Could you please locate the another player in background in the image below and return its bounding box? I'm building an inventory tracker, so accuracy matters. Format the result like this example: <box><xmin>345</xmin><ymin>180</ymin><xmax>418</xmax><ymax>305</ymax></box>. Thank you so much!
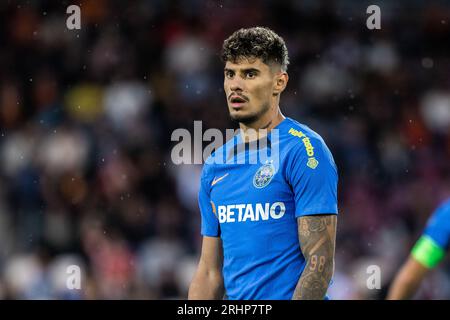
<box><xmin>188</xmin><ymin>27</ymin><xmax>338</xmax><ymax>300</ymax></box>
<box><xmin>387</xmin><ymin>198</ymin><xmax>450</xmax><ymax>299</ymax></box>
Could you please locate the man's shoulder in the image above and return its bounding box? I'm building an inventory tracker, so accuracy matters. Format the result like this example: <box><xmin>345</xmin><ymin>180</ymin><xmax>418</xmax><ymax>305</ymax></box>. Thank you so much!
<box><xmin>281</xmin><ymin>118</ymin><xmax>329</xmax><ymax>153</ymax></box>
<box><xmin>430</xmin><ymin>198</ymin><xmax>450</xmax><ymax>224</ymax></box>
<box><xmin>279</xmin><ymin>117</ymin><xmax>337</xmax><ymax>172</ymax></box>
<box><xmin>202</xmin><ymin>134</ymin><xmax>239</xmax><ymax>169</ymax></box>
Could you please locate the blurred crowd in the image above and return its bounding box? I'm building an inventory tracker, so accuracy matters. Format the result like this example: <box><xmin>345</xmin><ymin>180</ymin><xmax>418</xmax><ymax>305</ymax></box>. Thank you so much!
<box><xmin>1</xmin><ymin>0</ymin><xmax>450</xmax><ymax>299</ymax></box>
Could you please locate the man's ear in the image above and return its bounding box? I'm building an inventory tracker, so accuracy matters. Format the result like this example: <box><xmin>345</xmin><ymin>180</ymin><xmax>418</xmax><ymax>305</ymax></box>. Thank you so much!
<box><xmin>273</xmin><ymin>72</ymin><xmax>289</xmax><ymax>96</ymax></box>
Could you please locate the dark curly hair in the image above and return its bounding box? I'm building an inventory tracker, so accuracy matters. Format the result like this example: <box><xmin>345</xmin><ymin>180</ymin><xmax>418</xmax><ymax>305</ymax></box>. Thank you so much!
<box><xmin>221</xmin><ymin>27</ymin><xmax>289</xmax><ymax>71</ymax></box>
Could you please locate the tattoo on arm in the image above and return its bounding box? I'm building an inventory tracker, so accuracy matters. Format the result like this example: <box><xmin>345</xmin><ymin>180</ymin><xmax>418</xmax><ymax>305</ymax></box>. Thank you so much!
<box><xmin>292</xmin><ymin>215</ymin><xmax>337</xmax><ymax>300</ymax></box>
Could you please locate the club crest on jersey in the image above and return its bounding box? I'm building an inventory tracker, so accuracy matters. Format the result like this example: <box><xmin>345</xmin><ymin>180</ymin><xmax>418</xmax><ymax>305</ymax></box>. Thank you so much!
<box><xmin>307</xmin><ymin>157</ymin><xmax>319</xmax><ymax>169</ymax></box>
<box><xmin>253</xmin><ymin>160</ymin><xmax>276</xmax><ymax>189</ymax></box>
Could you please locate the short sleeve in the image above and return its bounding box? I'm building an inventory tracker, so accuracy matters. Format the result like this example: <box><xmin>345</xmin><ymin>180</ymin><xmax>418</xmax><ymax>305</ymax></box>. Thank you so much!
<box><xmin>423</xmin><ymin>201</ymin><xmax>450</xmax><ymax>250</ymax></box>
<box><xmin>198</xmin><ymin>164</ymin><xmax>220</xmax><ymax>237</ymax></box>
<box><xmin>286</xmin><ymin>136</ymin><xmax>338</xmax><ymax>217</ymax></box>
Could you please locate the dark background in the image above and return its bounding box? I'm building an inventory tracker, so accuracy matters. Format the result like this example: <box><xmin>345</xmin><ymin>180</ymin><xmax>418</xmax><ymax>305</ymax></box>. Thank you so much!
<box><xmin>0</xmin><ymin>0</ymin><xmax>450</xmax><ymax>299</ymax></box>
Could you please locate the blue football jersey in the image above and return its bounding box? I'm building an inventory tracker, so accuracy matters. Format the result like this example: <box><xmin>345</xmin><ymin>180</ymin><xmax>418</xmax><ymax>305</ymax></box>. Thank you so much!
<box><xmin>423</xmin><ymin>198</ymin><xmax>450</xmax><ymax>250</ymax></box>
<box><xmin>198</xmin><ymin>117</ymin><xmax>338</xmax><ymax>300</ymax></box>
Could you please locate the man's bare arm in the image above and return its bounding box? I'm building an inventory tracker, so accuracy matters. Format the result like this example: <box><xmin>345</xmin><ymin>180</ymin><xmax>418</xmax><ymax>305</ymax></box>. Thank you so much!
<box><xmin>188</xmin><ymin>236</ymin><xmax>225</xmax><ymax>299</ymax></box>
<box><xmin>292</xmin><ymin>214</ymin><xmax>337</xmax><ymax>300</ymax></box>
<box><xmin>387</xmin><ymin>256</ymin><xmax>430</xmax><ymax>300</ymax></box>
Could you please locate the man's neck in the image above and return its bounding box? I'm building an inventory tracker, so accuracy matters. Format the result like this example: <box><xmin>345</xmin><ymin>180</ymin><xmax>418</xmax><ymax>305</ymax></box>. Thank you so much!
<box><xmin>239</xmin><ymin>109</ymin><xmax>285</xmax><ymax>143</ymax></box>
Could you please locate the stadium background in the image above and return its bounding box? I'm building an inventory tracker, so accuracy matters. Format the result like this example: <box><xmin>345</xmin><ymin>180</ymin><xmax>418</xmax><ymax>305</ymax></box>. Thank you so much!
<box><xmin>0</xmin><ymin>0</ymin><xmax>450</xmax><ymax>299</ymax></box>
